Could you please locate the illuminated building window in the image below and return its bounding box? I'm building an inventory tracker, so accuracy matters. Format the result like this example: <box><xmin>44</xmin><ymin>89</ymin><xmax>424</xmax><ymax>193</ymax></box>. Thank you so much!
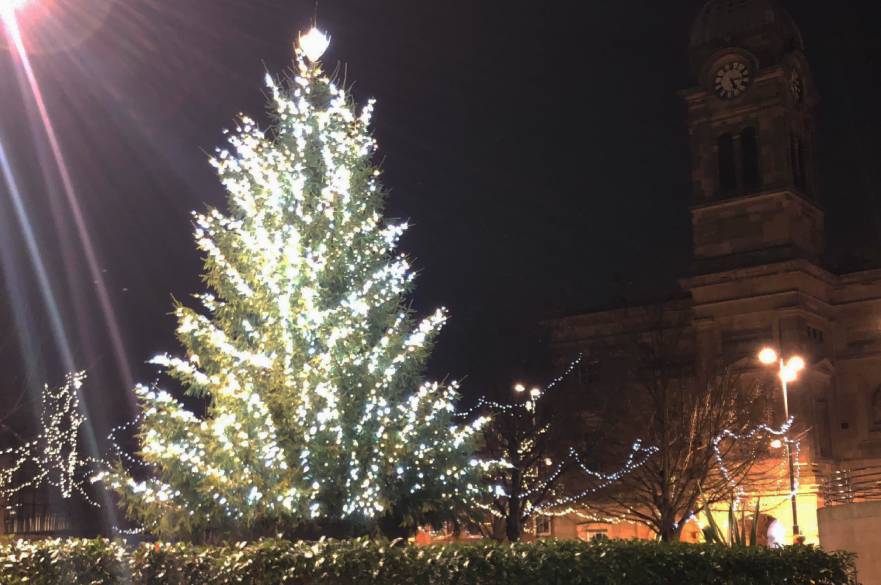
<box><xmin>534</xmin><ymin>516</ymin><xmax>552</xmax><ymax>536</ymax></box>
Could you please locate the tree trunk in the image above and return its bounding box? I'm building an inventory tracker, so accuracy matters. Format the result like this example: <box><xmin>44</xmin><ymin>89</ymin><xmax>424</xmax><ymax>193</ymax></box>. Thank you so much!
<box><xmin>506</xmin><ymin>468</ymin><xmax>522</xmax><ymax>542</ymax></box>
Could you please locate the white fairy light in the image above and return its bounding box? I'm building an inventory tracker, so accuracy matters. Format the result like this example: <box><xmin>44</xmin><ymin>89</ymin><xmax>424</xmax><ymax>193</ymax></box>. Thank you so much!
<box><xmin>460</xmin><ymin>354</ymin><xmax>655</xmax><ymax>530</ymax></box>
<box><xmin>98</xmin><ymin>48</ymin><xmax>486</xmax><ymax>535</ymax></box>
<box><xmin>0</xmin><ymin>372</ymin><xmax>99</xmax><ymax>507</ymax></box>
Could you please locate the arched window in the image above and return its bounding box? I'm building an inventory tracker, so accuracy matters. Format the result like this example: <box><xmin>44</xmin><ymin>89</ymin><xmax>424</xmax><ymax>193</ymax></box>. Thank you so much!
<box><xmin>741</xmin><ymin>127</ymin><xmax>760</xmax><ymax>191</ymax></box>
<box><xmin>717</xmin><ymin>133</ymin><xmax>737</xmax><ymax>197</ymax></box>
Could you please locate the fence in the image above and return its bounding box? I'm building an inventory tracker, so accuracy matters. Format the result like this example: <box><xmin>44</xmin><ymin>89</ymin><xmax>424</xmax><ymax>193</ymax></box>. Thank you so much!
<box><xmin>822</xmin><ymin>464</ymin><xmax>881</xmax><ymax>505</ymax></box>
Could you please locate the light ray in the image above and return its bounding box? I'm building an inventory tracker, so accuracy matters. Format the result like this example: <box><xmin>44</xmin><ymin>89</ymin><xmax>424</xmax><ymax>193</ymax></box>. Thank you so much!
<box><xmin>0</xmin><ymin>138</ymin><xmax>75</xmax><ymax>370</ymax></box>
<box><xmin>3</xmin><ymin>8</ymin><xmax>134</xmax><ymax>392</ymax></box>
<box><xmin>3</xmin><ymin>6</ymin><xmax>121</xmax><ymax>531</ymax></box>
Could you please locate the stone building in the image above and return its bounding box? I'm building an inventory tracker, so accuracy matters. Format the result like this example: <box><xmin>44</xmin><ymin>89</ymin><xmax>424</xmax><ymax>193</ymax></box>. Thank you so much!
<box><xmin>547</xmin><ymin>0</ymin><xmax>881</xmax><ymax>548</ymax></box>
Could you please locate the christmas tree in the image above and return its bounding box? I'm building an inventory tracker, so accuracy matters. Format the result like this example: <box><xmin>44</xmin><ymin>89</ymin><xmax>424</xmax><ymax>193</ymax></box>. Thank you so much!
<box><xmin>103</xmin><ymin>30</ymin><xmax>485</xmax><ymax>540</ymax></box>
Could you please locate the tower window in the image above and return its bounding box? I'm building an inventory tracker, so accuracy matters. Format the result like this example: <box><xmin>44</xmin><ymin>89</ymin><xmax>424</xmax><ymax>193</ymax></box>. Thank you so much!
<box><xmin>717</xmin><ymin>133</ymin><xmax>737</xmax><ymax>196</ymax></box>
<box><xmin>791</xmin><ymin>134</ymin><xmax>807</xmax><ymax>192</ymax></box>
<box><xmin>741</xmin><ymin>127</ymin><xmax>760</xmax><ymax>191</ymax></box>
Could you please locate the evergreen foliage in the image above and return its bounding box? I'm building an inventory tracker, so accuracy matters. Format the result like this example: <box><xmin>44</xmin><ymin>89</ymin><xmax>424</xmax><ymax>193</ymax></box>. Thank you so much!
<box><xmin>102</xmin><ymin>48</ymin><xmax>484</xmax><ymax>540</ymax></box>
<box><xmin>0</xmin><ymin>538</ymin><xmax>857</xmax><ymax>585</ymax></box>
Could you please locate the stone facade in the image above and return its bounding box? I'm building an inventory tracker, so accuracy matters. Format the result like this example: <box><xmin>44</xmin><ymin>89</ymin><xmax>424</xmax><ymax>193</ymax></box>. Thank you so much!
<box><xmin>547</xmin><ymin>0</ymin><xmax>881</xmax><ymax>544</ymax></box>
<box><xmin>819</xmin><ymin>502</ymin><xmax>881</xmax><ymax>585</ymax></box>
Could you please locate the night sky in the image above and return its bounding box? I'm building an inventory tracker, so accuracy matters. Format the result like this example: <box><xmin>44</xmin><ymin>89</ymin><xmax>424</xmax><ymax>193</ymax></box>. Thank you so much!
<box><xmin>0</xmin><ymin>0</ymin><xmax>879</xmax><ymax>440</ymax></box>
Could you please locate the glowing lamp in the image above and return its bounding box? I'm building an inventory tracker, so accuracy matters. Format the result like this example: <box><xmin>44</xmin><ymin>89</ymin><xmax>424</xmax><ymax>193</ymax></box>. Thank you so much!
<box><xmin>544</xmin><ymin>457</ymin><xmax>553</xmax><ymax>466</ymax></box>
<box><xmin>758</xmin><ymin>347</ymin><xmax>778</xmax><ymax>365</ymax></box>
<box><xmin>787</xmin><ymin>356</ymin><xmax>806</xmax><ymax>373</ymax></box>
<box><xmin>514</xmin><ymin>383</ymin><xmax>526</xmax><ymax>393</ymax></box>
<box><xmin>770</xmin><ymin>438</ymin><xmax>783</xmax><ymax>449</ymax></box>
<box><xmin>529</xmin><ymin>387</ymin><xmax>541</xmax><ymax>399</ymax></box>
<box><xmin>299</xmin><ymin>27</ymin><xmax>330</xmax><ymax>62</ymax></box>
<box><xmin>779</xmin><ymin>366</ymin><xmax>797</xmax><ymax>384</ymax></box>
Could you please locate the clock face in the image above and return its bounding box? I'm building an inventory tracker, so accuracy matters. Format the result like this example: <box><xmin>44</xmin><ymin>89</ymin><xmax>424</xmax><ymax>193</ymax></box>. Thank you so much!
<box><xmin>714</xmin><ymin>61</ymin><xmax>751</xmax><ymax>99</ymax></box>
<box><xmin>790</xmin><ymin>71</ymin><xmax>803</xmax><ymax>105</ymax></box>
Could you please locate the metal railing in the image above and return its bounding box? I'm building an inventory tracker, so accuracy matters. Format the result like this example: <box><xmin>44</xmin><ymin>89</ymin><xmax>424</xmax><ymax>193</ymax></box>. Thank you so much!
<box><xmin>3</xmin><ymin>503</ymin><xmax>71</xmax><ymax>536</ymax></box>
<box><xmin>822</xmin><ymin>465</ymin><xmax>881</xmax><ymax>505</ymax></box>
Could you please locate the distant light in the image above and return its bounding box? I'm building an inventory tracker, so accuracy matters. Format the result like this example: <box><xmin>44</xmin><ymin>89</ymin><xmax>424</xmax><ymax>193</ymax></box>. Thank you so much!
<box><xmin>544</xmin><ymin>457</ymin><xmax>553</xmax><ymax>466</ymax></box>
<box><xmin>770</xmin><ymin>439</ymin><xmax>783</xmax><ymax>449</ymax></box>
<box><xmin>758</xmin><ymin>347</ymin><xmax>778</xmax><ymax>365</ymax></box>
<box><xmin>514</xmin><ymin>383</ymin><xmax>526</xmax><ymax>393</ymax></box>
<box><xmin>529</xmin><ymin>388</ymin><xmax>541</xmax><ymax>399</ymax></box>
<box><xmin>299</xmin><ymin>27</ymin><xmax>330</xmax><ymax>62</ymax></box>
<box><xmin>787</xmin><ymin>356</ymin><xmax>806</xmax><ymax>373</ymax></box>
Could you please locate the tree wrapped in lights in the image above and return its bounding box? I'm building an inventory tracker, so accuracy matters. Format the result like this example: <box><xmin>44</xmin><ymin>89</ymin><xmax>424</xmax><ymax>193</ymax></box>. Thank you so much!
<box><xmin>103</xmin><ymin>33</ymin><xmax>484</xmax><ymax>540</ymax></box>
<box><xmin>579</xmin><ymin>309</ymin><xmax>772</xmax><ymax>542</ymax></box>
<box><xmin>0</xmin><ymin>372</ymin><xmax>97</xmax><ymax>506</ymax></box>
<box><xmin>460</xmin><ymin>357</ymin><xmax>656</xmax><ymax>542</ymax></box>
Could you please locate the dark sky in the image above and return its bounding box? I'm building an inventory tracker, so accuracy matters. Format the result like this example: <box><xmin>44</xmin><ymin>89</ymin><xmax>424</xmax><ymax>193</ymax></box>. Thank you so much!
<box><xmin>0</xmin><ymin>1</ymin><xmax>879</xmax><ymax>439</ymax></box>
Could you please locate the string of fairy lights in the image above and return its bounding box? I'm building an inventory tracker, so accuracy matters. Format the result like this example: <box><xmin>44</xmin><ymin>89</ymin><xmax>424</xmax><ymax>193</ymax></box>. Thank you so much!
<box><xmin>453</xmin><ymin>354</ymin><xmax>585</xmax><ymax>419</ymax></box>
<box><xmin>93</xmin><ymin>31</ymin><xmax>490</xmax><ymax>535</ymax></box>
<box><xmin>456</xmin><ymin>347</ymin><xmax>810</xmax><ymax>535</ymax></box>
<box><xmin>458</xmin><ymin>354</ymin><xmax>662</xmax><ymax>525</ymax></box>
<box><xmin>0</xmin><ymin>26</ymin><xmax>811</xmax><ymax>541</ymax></box>
<box><xmin>0</xmin><ymin>372</ymin><xmax>99</xmax><ymax>507</ymax></box>
<box><xmin>712</xmin><ymin>417</ymin><xmax>802</xmax><ymax>510</ymax></box>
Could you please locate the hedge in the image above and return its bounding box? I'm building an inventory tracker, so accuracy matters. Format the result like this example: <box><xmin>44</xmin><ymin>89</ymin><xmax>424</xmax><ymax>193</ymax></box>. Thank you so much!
<box><xmin>0</xmin><ymin>537</ymin><xmax>857</xmax><ymax>585</ymax></box>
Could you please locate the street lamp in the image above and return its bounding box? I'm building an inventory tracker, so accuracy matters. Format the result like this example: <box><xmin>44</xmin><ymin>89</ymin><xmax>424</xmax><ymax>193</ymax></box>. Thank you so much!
<box><xmin>758</xmin><ymin>346</ymin><xmax>805</xmax><ymax>540</ymax></box>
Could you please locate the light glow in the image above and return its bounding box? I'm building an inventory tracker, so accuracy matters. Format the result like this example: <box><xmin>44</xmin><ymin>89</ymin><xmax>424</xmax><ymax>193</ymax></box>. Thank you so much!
<box><xmin>779</xmin><ymin>366</ymin><xmax>797</xmax><ymax>384</ymax></box>
<box><xmin>101</xmin><ymin>49</ymin><xmax>486</xmax><ymax>536</ymax></box>
<box><xmin>0</xmin><ymin>0</ymin><xmax>27</xmax><ymax>15</ymax></box>
<box><xmin>299</xmin><ymin>27</ymin><xmax>330</xmax><ymax>62</ymax></box>
<box><xmin>0</xmin><ymin>372</ymin><xmax>98</xmax><ymax>506</ymax></box>
<box><xmin>758</xmin><ymin>347</ymin><xmax>778</xmax><ymax>365</ymax></box>
<box><xmin>787</xmin><ymin>356</ymin><xmax>806</xmax><ymax>373</ymax></box>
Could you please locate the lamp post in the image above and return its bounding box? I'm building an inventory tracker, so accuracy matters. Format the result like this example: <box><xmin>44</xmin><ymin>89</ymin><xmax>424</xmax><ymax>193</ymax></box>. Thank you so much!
<box><xmin>758</xmin><ymin>347</ymin><xmax>805</xmax><ymax>540</ymax></box>
<box><xmin>514</xmin><ymin>383</ymin><xmax>542</xmax><ymax>414</ymax></box>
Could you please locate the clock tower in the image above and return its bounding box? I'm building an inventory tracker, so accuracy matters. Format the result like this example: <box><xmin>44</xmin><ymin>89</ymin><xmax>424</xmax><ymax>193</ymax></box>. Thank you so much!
<box><xmin>683</xmin><ymin>0</ymin><xmax>822</xmax><ymax>274</ymax></box>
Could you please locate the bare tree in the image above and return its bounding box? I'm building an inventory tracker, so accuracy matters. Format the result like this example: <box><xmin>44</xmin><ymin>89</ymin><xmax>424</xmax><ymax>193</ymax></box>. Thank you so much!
<box><xmin>461</xmin><ymin>357</ymin><xmax>656</xmax><ymax>542</ymax></box>
<box><xmin>454</xmin><ymin>356</ymin><xmax>590</xmax><ymax>542</ymax></box>
<box><xmin>580</xmin><ymin>308</ymin><xmax>772</xmax><ymax>541</ymax></box>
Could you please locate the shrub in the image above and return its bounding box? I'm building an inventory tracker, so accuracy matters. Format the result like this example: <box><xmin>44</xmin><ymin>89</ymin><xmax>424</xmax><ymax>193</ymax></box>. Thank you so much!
<box><xmin>0</xmin><ymin>537</ymin><xmax>857</xmax><ymax>585</ymax></box>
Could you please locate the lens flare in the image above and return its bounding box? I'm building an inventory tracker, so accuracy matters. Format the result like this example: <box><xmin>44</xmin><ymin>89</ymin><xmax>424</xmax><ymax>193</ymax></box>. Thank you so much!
<box><xmin>2</xmin><ymin>0</ymin><xmax>126</xmax><ymax>531</ymax></box>
<box><xmin>3</xmin><ymin>6</ymin><xmax>134</xmax><ymax>393</ymax></box>
<box><xmin>0</xmin><ymin>0</ymin><xmax>27</xmax><ymax>14</ymax></box>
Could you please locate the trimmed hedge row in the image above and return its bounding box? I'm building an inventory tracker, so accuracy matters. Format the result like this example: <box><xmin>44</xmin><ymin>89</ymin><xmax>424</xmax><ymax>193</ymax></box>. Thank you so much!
<box><xmin>0</xmin><ymin>537</ymin><xmax>857</xmax><ymax>585</ymax></box>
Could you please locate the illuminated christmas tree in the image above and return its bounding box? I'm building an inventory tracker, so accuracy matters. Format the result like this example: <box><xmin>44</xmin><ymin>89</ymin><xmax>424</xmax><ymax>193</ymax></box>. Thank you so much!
<box><xmin>103</xmin><ymin>30</ymin><xmax>485</xmax><ymax>540</ymax></box>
